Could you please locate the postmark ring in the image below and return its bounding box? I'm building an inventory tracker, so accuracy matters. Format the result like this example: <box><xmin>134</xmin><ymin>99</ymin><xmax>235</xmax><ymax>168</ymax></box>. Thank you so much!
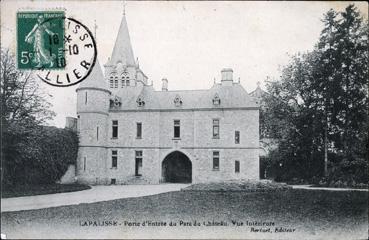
<box><xmin>35</xmin><ymin>16</ymin><xmax>97</xmax><ymax>87</ymax></box>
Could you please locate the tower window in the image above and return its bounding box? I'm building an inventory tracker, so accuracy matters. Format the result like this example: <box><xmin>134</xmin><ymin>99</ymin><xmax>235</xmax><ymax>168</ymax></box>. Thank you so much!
<box><xmin>235</xmin><ymin>160</ymin><xmax>240</xmax><ymax>173</ymax></box>
<box><xmin>136</xmin><ymin>122</ymin><xmax>142</xmax><ymax>139</ymax></box>
<box><xmin>112</xmin><ymin>150</ymin><xmax>118</xmax><ymax>168</ymax></box>
<box><xmin>213</xmin><ymin>151</ymin><xmax>220</xmax><ymax>170</ymax></box>
<box><xmin>83</xmin><ymin>157</ymin><xmax>86</xmax><ymax>171</ymax></box>
<box><xmin>213</xmin><ymin>119</ymin><xmax>220</xmax><ymax>139</ymax></box>
<box><xmin>174</xmin><ymin>120</ymin><xmax>180</xmax><ymax>138</ymax></box>
<box><xmin>235</xmin><ymin>131</ymin><xmax>240</xmax><ymax>144</ymax></box>
<box><xmin>112</xmin><ymin>120</ymin><xmax>118</xmax><ymax>138</ymax></box>
<box><xmin>110</xmin><ymin>76</ymin><xmax>114</xmax><ymax>88</ymax></box>
<box><xmin>77</xmin><ymin>115</ymin><xmax>80</xmax><ymax>132</ymax></box>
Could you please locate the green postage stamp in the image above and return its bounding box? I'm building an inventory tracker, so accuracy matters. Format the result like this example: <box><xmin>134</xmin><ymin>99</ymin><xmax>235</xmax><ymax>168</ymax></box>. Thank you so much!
<box><xmin>17</xmin><ymin>11</ymin><xmax>65</xmax><ymax>70</ymax></box>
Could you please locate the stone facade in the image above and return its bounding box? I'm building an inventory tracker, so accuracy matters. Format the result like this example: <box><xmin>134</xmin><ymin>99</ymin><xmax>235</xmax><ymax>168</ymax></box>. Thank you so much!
<box><xmin>75</xmin><ymin>13</ymin><xmax>259</xmax><ymax>185</ymax></box>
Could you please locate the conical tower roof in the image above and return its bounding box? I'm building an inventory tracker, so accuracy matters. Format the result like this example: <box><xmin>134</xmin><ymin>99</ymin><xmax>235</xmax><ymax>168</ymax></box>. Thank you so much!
<box><xmin>109</xmin><ymin>14</ymin><xmax>135</xmax><ymax>66</ymax></box>
<box><xmin>77</xmin><ymin>59</ymin><xmax>108</xmax><ymax>91</ymax></box>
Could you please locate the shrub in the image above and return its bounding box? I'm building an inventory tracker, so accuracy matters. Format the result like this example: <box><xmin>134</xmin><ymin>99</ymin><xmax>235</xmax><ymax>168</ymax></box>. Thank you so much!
<box><xmin>3</xmin><ymin>125</ymin><xmax>79</xmax><ymax>186</ymax></box>
<box><xmin>182</xmin><ymin>179</ymin><xmax>292</xmax><ymax>192</ymax></box>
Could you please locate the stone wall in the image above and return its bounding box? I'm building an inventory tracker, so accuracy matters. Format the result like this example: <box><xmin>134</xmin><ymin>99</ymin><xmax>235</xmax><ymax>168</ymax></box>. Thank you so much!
<box><xmin>77</xmin><ymin>108</ymin><xmax>259</xmax><ymax>185</ymax></box>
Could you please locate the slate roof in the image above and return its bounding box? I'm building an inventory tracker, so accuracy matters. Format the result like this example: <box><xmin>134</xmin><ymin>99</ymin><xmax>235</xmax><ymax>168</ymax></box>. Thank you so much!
<box><xmin>106</xmin><ymin>14</ymin><xmax>135</xmax><ymax>66</ymax></box>
<box><xmin>249</xmin><ymin>83</ymin><xmax>267</xmax><ymax>99</ymax></box>
<box><xmin>77</xmin><ymin>59</ymin><xmax>108</xmax><ymax>91</ymax></box>
<box><xmin>82</xmin><ymin>13</ymin><xmax>258</xmax><ymax>111</ymax></box>
<box><xmin>110</xmin><ymin>82</ymin><xmax>258</xmax><ymax>111</ymax></box>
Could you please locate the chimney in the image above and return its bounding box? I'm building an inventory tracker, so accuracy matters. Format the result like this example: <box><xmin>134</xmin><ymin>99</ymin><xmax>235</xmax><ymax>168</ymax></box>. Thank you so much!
<box><xmin>162</xmin><ymin>78</ymin><xmax>168</xmax><ymax>91</ymax></box>
<box><xmin>221</xmin><ymin>68</ymin><xmax>233</xmax><ymax>86</ymax></box>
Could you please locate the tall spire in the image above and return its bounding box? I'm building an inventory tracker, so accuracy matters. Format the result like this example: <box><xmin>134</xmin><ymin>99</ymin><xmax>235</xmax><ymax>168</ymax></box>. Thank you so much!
<box><xmin>109</xmin><ymin>7</ymin><xmax>135</xmax><ymax>66</ymax></box>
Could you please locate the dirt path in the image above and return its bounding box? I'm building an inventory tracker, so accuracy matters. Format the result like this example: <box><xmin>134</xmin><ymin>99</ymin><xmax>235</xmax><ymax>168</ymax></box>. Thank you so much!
<box><xmin>292</xmin><ymin>185</ymin><xmax>368</xmax><ymax>191</ymax></box>
<box><xmin>1</xmin><ymin>184</ymin><xmax>189</xmax><ymax>212</ymax></box>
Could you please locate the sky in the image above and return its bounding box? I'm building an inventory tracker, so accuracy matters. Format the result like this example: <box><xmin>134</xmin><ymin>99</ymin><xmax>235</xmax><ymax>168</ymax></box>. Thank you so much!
<box><xmin>1</xmin><ymin>1</ymin><xmax>368</xmax><ymax>128</ymax></box>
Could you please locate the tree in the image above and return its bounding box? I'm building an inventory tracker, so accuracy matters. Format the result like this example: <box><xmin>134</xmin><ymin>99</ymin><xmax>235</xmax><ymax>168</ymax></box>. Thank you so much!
<box><xmin>1</xmin><ymin>48</ymin><xmax>55</xmax><ymax>127</ymax></box>
<box><xmin>1</xmin><ymin>48</ymin><xmax>56</xmax><ymax>185</ymax></box>
<box><xmin>316</xmin><ymin>5</ymin><xmax>368</xmax><ymax>176</ymax></box>
<box><xmin>262</xmin><ymin>5</ymin><xmax>368</xmax><ymax>185</ymax></box>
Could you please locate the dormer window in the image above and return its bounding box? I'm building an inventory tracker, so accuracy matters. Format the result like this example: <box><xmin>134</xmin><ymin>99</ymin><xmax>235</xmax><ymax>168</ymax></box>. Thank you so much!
<box><xmin>137</xmin><ymin>95</ymin><xmax>145</xmax><ymax>107</ymax></box>
<box><xmin>213</xmin><ymin>93</ymin><xmax>221</xmax><ymax>105</ymax></box>
<box><xmin>174</xmin><ymin>95</ymin><xmax>182</xmax><ymax>107</ymax></box>
<box><xmin>114</xmin><ymin>96</ymin><xmax>121</xmax><ymax>107</ymax></box>
<box><xmin>110</xmin><ymin>96</ymin><xmax>122</xmax><ymax>108</ymax></box>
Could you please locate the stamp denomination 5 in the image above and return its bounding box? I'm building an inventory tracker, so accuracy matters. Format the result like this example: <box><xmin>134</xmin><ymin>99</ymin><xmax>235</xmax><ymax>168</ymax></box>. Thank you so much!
<box><xmin>17</xmin><ymin>11</ymin><xmax>97</xmax><ymax>87</ymax></box>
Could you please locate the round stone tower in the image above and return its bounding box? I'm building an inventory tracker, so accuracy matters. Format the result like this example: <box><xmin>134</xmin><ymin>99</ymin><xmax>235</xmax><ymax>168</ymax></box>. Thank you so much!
<box><xmin>76</xmin><ymin>59</ymin><xmax>110</xmax><ymax>185</ymax></box>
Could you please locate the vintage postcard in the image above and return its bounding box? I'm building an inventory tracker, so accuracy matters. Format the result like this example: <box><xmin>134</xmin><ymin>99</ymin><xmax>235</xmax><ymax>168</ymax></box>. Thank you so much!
<box><xmin>1</xmin><ymin>0</ymin><xmax>368</xmax><ymax>239</ymax></box>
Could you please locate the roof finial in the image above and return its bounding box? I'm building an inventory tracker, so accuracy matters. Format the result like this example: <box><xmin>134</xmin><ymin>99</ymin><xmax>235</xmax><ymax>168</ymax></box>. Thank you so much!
<box><xmin>94</xmin><ymin>19</ymin><xmax>97</xmax><ymax>39</ymax></box>
<box><xmin>257</xmin><ymin>81</ymin><xmax>261</xmax><ymax>88</ymax></box>
<box><xmin>123</xmin><ymin>0</ymin><xmax>127</xmax><ymax>15</ymax></box>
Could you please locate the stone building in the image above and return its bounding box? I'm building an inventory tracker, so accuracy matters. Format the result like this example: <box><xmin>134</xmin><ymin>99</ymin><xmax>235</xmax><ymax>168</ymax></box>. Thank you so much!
<box><xmin>75</xmin><ymin>13</ymin><xmax>259</xmax><ymax>185</ymax></box>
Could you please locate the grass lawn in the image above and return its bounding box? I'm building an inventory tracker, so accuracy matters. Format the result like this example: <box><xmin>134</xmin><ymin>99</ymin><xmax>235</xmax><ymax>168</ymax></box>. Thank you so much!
<box><xmin>1</xmin><ymin>188</ymin><xmax>367</xmax><ymax>239</ymax></box>
<box><xmin>1</xmin><ymin>183</ymin><xmax>91</xmax><ymax>198</ymax></box>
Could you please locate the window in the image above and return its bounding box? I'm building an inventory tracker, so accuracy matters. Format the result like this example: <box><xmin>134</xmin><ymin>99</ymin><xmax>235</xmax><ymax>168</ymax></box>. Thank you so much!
<box><xmin>235</xmin><ymin>160</ymin><xmax>240</xmax><ymax>173</ymax></box>
<box><xmin>135</xmin><ymin>151</ymin><xmax>143</xmax><ymax>176</ymax></box>
<box><xmin>213</xmin><ymin>119</ymin><xmax>220</xmax><ymax>138</ymax></box>
<box><xmin>121</xmin><ymin>79</ymin><xmax>125</xmax><ymax>87</ymax></box>
<box><xmin>77</xmin><ymin>115</ymin><xmax>80</xmax><ymax>132</ymax></box>
<box><xmin>97</xmin><ymin>126</ymin><xmax>99</xmax><ymax>141</ymax></box>
<box><xmin>137</xmin><ymin>96</ymin><xmax>145</xmax><ymax>107</ymax></box>
<box><xmin>174</xmin><ymin>95</ymin><xmax>183</xmax><ymax>107</ymax></box>
<box><xmin>136</xmin><ymin>122</ymin><xmax>142</xmax><ymax>139</ymax></box>
<box><xmin>174</xmin><ymin>120</ymin><xmax>180</xmax><ymax>138</ymax></box>
<box><xmin>114</xmin><ymin>77</ymin><xmax>118</xmax><ymax>88</ymax></box>
<box><xmin>235</xmin><ymin>131</ymin><xmax>240</xmax><ymax>144</ymax></box>
<box><xmin>83</xmin><ymin>157</ymin><xmax>86</xmax><ymax>171</ymax></box>
<box><xmin>112</xmin><ymin>120</ymin><xmax>118</xmax><ymax>138</ymax></box>
<box><xmin>110</xmin><ymin>76</ymin><xmax>114</xmax><ymax>88</ymax></box>
<box><xmin>85</xmin><ymin>92</ymin><xmax>88</xmax><ymax>104</ymax></box>
<box><xmin>126</xmin><ymin>77</ymin><xmax>130</xmax><ymax>86</ymax></box>
<box><xmin>212</xmin><ymin>94</ymin><xmax>221</xmax><ymax>105</ymax></box>
<box><xmin>112</xmin><ymin>96</ymin><xmax>121</xmax><ymax>108</ymax></box>
<box><xmin>112</xmin><ymin>150</ymin><xmax>117</xmax><ymax>168</ymax></box>
<box><xmin>111</xmin><ymin>178</ymin><xmax>116</xmax><ymax>185</ymax></box>
<box><xmin>213</xmin><ymin>151</ymin><xmax>219</xmax><ymax>170</ymax></box>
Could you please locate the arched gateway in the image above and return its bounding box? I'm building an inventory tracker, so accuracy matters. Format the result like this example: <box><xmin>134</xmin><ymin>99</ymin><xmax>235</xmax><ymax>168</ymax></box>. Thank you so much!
<box><xmin>162</xmin><ymin>151</ymin><xmax>192</xmax><ymax>183</ymax></box>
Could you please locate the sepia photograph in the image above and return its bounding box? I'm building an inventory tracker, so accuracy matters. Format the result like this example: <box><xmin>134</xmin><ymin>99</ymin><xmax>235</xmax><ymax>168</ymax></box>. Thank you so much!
<box><xmin>1</xmin><ymin>0</ymin><xmax>368</xmax><ymax>239</ymax></box>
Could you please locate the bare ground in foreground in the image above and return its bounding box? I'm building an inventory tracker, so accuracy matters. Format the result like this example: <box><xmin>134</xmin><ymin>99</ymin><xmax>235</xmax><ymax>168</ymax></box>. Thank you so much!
<box><xmin>1</xmin><ymin>189</ymin><xmax>368</xmax><ymax>239</ymax></box>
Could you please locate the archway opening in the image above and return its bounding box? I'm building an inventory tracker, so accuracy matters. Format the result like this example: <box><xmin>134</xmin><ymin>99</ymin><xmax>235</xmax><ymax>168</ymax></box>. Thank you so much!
<box><xmin>162</xmin><ymin>151</ymin><xmax>192</xmax><ymax>183</ymax></box>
